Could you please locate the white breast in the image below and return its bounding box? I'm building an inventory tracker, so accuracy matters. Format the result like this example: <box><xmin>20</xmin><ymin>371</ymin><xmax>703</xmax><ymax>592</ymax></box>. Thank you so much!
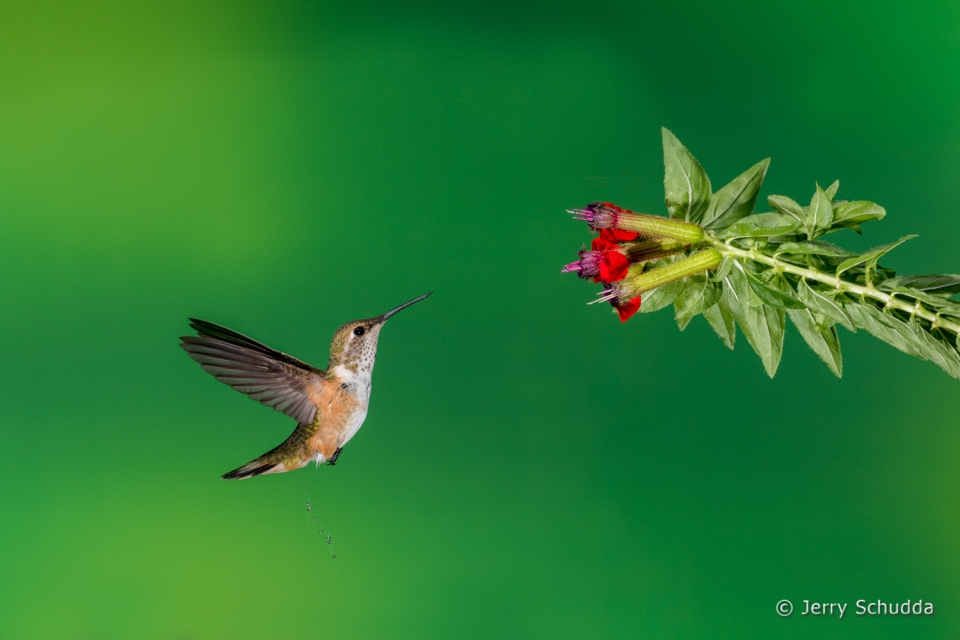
<box><xmin>339</xmin><ymin>406</ymin><xmax>369</xmax><ymax>447</ymax></box>
<box><xmin>330</xmin><ymin>364</ymin><xmax>373</xmax><ymax>447</ymax></box>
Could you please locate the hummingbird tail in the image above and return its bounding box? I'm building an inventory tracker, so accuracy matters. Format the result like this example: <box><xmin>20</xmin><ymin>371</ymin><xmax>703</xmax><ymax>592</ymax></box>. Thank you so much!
<box><xmin>221</xmin><ymin>457</ymin><xmax>281</xmax><ymax>480</ymax></box>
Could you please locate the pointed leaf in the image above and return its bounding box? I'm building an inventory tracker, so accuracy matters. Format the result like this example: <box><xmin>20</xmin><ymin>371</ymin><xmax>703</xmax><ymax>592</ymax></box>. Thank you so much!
<box><xmin>703</xmin><ymin>300</ymin><xmax>736</xmax><ymax>349</ymax></box>
<box><xmin>878</xmin><ymin>274</ymin><xmax>960</xmax><ymax>296</ymax></box>
<box><xmin>724</xmin><ymin>213</ymin><xmax>801</xmax><ymax>238</ymax></box>
<box><xmin>742</xmin><ymin>269</ymin><xmax>805</xmax><ymax>309</ymax></box>
<box><xmin>662</xmin><ymin>128</ymin><xmax>711</xmax><ymax>223</ymax></box>
<box><xmin>775</xmin><ymin>240</ymin><xmax>854</xmax><ymax>260</ymax></box>
<box><xmin>806</xmin><ymin>185</ymin><xmax>834</xmax><ymax>238</ymax></box>
<box><xmin>674</xmin><ymin>275</ymin><xmax>721</xmax><ymax>325</ymax></box>
<box><xmin>796</xmin><ymin>280</ymin><xmax>856</xmax><ymax>332</ymax></box>
<box><xmin>907</xmin><ymin>322</ymin><xmax>960</xmax><ymax>379</ymax></box>
<box><xmin>723</xmin><ymin>262</ymin><xmax>760</xmax><ymax>307</ymax></box>
<box><xmin>768</xmin><ymin>195</ymin><xmax>805</xmax><ymax>221</ymax></box>
<box><xmin>701</xmin><ymin>159</ymin><xmax>770</xmax><ymax>230</ymax></box>
<box><xmin>638</xmin><ymin>278</ymin><xmax>685</xmax><ymax>314</ymax></box>
<box><xmin>849</xmin><ymin>302</ymin><xmax>960</xmax><ymax>378</ymax></box>
<box><xmin>755</xmin><ymin>305</ymin><xmax>785</xmax><ymax>378</ymax></box>
<box><xmin>885</xmin><ymin>287</ymin><xmax>960</xmax><ymax>314</ymax></box>
<box><xmin>843</xmin><ymin>303</ymin><xmax>924</xmax><ymax>358</ymax></box>
<box><xmin>824</xmin><ymin>180</ymin><xmax>840</xmax><ymax>201</ymax></box>
<box><xmin>787</xmin><ymin>307</ymin><xmax>843</xmax><ymax>377</ymax></box>
<box><xmin>832</xmin><ymin>200</ymin><xmax>886</xmax><ymax>227</ymax></box>
<box><xmin>836</xmin><ymin>236</ymin><xmax>917</xmax><ymax>278</ymax></box>
<box><xmin>724</xmin><ymin>269</ymin><xmax>784</xmax><ymax>377</ymax></box>
<box><xmin>709</xmin><ymin>257</ymin><xmax>736</xmax><ymax>283</ymax></box>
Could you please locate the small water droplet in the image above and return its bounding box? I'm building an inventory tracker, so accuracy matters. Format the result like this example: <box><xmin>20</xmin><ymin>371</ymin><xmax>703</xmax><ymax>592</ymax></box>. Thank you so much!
<box><xmin>312</xmin><ymin>516</ymin><xmax>317</xmax><ymax>521</ymax></box>
<box><xmin>318</xmin><ymin>530</ymin><xmax>323</xmax><ymax>534</ymax></box>
<box><xmin>326</xmin><ymin>536</ymin><xmax>332</xmax><ymax>544</ymax></box>
<box><xmin>331</xmin><ymin>554</ymin><xmax>336</xmax><ymax>559</ymax></box>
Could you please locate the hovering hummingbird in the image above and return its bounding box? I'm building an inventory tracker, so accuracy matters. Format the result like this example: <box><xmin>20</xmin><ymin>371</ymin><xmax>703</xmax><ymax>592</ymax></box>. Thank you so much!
<box><xmin>180</xmin><ymin>293</ymin><xmax>431</xmax><ymax>480</ymax></box>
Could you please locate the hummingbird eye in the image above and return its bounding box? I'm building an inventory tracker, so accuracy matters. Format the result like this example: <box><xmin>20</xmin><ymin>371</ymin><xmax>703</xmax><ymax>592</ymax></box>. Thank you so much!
<box><xmin>353</xmin><ymin>326</ymin><xmax>366</xmax><ymax>337</ymax></box>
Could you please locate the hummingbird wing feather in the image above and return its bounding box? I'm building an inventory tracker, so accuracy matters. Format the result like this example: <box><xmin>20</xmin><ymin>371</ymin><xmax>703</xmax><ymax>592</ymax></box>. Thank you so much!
<box><xmin>180</xmin><ymin>319</ymin><xmax>328</xmax><ymax>425</ymax></box>
<box><xmin>185</xmin><ymin>319</ymin><xmax>321</xmax><ymax>372</ymax></box>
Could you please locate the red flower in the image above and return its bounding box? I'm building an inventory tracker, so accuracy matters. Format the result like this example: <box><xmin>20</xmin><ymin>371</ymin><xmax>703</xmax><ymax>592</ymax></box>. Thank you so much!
<box><xmin>611</xmin><ymin>295</ymin><xmax>642</xmax><ymax>322</ymax></box>
<box><xmin>563</xmin><ymin>247</ymin><xmax>630</xmax><ymax>283</ymax></box>
<box><xmin>598</xmin><ymin>251</ymin><xmax>630</xmax><ymax>283</ymax></box>
<box><xmin>598</xmin><ymin>228</ymin><xmax>639</xmax><ymax>243</ymax></box>
<box><xmin>591</xmin><ymin>236</ymin><xmax>618</xmax><ymax>252</ymax></box>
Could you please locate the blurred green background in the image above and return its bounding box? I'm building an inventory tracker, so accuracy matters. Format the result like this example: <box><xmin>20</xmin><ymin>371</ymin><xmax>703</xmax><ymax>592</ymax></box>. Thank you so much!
<box><xmin>2</xmin><ymin>1</ymin><xmax>960</xmax><ymax>638</ymax></box>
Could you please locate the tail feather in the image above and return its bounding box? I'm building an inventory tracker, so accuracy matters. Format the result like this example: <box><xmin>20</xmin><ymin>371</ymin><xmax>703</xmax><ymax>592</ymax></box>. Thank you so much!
<box><xmin>222</xmin><ymin>458</ymin><xmax>281</xmax><ymax>480</ymax></box>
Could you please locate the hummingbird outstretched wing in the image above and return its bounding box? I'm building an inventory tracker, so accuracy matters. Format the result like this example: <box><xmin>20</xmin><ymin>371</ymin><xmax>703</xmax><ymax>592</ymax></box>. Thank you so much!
<box><xmin>180</xmin><ymin>319</ymin><xmax>327</xmax><ymax>425</ymax></box>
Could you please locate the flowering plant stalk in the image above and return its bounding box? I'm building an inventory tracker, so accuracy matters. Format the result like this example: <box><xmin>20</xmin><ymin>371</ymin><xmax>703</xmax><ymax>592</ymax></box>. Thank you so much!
<box><xmin>563</xmin><ymin>128</ymin><xmax>960</xmax><ymax>379</ymax></box>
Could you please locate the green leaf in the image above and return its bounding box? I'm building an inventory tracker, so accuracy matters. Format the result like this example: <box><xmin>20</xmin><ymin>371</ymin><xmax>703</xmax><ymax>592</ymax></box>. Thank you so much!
<box><xmin>742</xmin><ymin>269</ymin><xmax>805</xmax><ymax>309</ymax></box>
<box><xmin>724</xmin><ymin>213</ymin><xmax>802</xmax><ymax>238</ymax></box>
<box><xmin>638</xmin><ymin>278</ymin><xmax>685</xmax><ymax>314</ymax></box>
<box><xmin>709</xmin><ymin>257</ymin><xmax>736</xmax><ymax>282</ymax></box>
<box><xmin>662</xmin><ymin>128</ymin><xmax>711</xmax><ymax>223</ymax></box>
<box><xmin>844</xmin><ymin>302</ymin><xmax>923</xmax><ymax>358</ymax></box>
<box><xmin>787</xmin><ymin>307</ymin><xmax>842</xmax><ymax>377</ymax></box>
<box><xmin>886</xmin><ymin>287</ymin><xmax>960</xmax><ymax>314</ymax></box>
<box><xmin>768</xmin><ymin>195</ymin><xmax>805</xmax><ymax>221</ymax></box>
<box><xmin>754</xmin><ymin>305</ymin><xmax>785</xmax><ymax>378</ymax></box>
<box><xmin>806</xmin><ymin>184</ymin><xmax>834</xmax><ymax>238</ymax></box>
<box><xmin>878</xmin><ymin>274</ymin><xmax>960</xmax><ymax>296</ymax></box>
<box><xmin>701</xmin><ymin>158</ymin><xmax>770</xmax><ymax>230</ymax></box>
<box><xmin>703</xmin><ymin>300</ymin><xmax>736</xmax><ymax>349</ymax></box>
<box><xmin>824</xmin><ymin>180</ymin><xmax>840</xmax><ymax>201</ymax></box>
<box><xmin>842</xmin><ymin>303</ymin><xmax>960</xmax><ymax>378</ymax></box>
<box><xmin>674</xmin><ymin>275</ymin><xmax>721</xmax><ymax>328</ymax></box>
<box><xmin>723</xmin><ymin>269</ymin><xmax>785</xmax><ymax>377</ymax></box>
<box><xmin>775</xmin><ymin>240</ymin><xmax>854</xmax><ymax>259</ymax></box>
<box><xmin>835</xmin><ymin>236</ymin><xmax>917</xmax><ymax>278</ymax></box>
<box><xmin>719</xmin><ymin>268</ymin><xmax>754</xmax><ymax>313</ymax></box>
<box><xmin>832</xmin><ymin>200</ymin><xmax>886</xmax><ymax>227</ymax></box>
<box><xmin>796</xmin><ymin>280</ymin><xmax>856</xmax><ymax>332</ymax></box>
<box><xmin>907</xmin><ymin>322</ymin><xmax>960</xmax><ymax>379</ymax></box>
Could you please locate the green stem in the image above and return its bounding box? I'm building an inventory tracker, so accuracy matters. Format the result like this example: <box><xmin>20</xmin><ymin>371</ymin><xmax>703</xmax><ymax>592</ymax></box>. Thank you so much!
<box><xmin>704</xmin><ymin>236</ymin><xmax>960</xmax><ymax>335</ymax></box>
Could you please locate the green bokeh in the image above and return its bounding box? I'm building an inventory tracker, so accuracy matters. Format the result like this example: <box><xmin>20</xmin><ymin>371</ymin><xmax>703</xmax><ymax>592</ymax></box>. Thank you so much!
<box><xmin>2</xmin><ymin>1</ymin><xmax>960</xmax><ymax>638</ymax></box>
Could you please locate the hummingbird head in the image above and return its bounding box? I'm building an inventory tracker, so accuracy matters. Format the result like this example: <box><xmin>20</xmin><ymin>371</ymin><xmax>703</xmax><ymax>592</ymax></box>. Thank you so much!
<box><xmin>328</xmin><ymin>293</ymin><xmax>431</xmax><ymax>374</ymax></box>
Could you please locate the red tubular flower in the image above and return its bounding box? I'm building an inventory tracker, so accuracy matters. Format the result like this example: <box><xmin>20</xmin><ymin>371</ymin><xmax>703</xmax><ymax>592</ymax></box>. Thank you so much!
<box><xmin>563</xmin><ymin>247</ymin><xmax>631</xmax><ymax>283</ymax></box>
<box><xmin>611</xmin><ymin>295</ymin><xmax>642</xmax><ymax>322</ymax></box>
<box><xmin>591</xmin><ymin>236</ymin><xmax>620</xmax><ymax>252</ymax></box>
<box><xmin>598</xmin><ymin>251</ymin><xmax>630</xmax><ymax>282</ymax></box>
<box><xmin>570</xmin><ymin>201</ymin><xmax>704</xmax><ymax>244</ymax></box>
<box><xmin>598</xmin><ymin>227</ymin><xmax>639</xmax><ymax>243</ymax></box>
<box><xmin>567</xmin><ymin>233</ymin><xmax>682</xmax><ymax>285</ymax></box>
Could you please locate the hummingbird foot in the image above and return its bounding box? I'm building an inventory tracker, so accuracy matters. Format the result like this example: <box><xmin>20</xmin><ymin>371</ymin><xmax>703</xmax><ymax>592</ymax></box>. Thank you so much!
<box><xmin>327</xmin><ymin>447</ymin><xmax>343</xmax><ymax>466</ymax></box>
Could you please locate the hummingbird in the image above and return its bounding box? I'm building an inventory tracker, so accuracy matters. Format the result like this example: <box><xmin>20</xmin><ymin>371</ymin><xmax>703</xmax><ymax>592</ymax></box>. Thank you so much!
<box><xmin>180</xmin><ymin>293</ymin><xmax>431</xmax><ymax>480</ymax></box>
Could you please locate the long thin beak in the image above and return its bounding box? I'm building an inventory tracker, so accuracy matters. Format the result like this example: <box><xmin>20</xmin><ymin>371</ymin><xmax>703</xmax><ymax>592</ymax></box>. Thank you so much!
<box><xmin>380</xmin><ymin>292</ymin><xmax>432</xmax><ymax>321</ymax></box>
